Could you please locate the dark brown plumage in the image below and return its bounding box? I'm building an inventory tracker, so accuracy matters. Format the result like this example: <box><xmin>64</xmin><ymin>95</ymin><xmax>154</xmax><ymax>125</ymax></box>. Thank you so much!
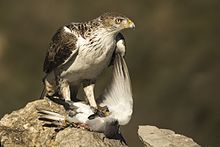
<box><xmin>43</xmin><ymin>27</ymin><xmax>77</xmax><ymax>73</ymax></box>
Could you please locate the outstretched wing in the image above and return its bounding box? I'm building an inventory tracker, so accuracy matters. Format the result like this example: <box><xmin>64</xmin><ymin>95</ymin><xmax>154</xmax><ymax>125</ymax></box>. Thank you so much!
<box><xmin>43</xmin><ymin>26</ymin><xmax>78</xmax><ymax>73</ymax></box>
<box><xmin>99</xmin><ymin>54</ymin><xmax>133</xmax><ymax>125</ymax></box>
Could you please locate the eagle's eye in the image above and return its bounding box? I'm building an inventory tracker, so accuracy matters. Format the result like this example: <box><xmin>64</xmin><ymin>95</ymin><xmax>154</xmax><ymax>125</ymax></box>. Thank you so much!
<box><xmin>115</xmin><ymin>18</ymin><xmax>123</xmax><ymax>24</ymax></box>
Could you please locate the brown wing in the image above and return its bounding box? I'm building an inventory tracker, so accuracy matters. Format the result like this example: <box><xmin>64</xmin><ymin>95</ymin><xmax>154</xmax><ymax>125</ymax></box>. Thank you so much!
<box><xmin>43</xmin><ymin>26</ymin><xmax>78</xmax><ymax>73</ymax></box>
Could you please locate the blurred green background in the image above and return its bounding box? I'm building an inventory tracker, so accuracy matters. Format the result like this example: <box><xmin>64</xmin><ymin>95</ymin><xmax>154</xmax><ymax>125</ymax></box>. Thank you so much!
<box><xmin>0</xmin><ymin>0</ymin><xmax>219</xmax><ymax>146</ymax></box>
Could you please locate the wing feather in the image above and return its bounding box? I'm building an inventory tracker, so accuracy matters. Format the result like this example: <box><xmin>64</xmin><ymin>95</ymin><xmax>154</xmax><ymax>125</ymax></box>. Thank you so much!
<box><xmin>99</xmin><ymin>54</ymin><xmax>133</xmax><ymax>125</ymax></box>
<box><xmin>43</xmin><ymin>26</ymin><xmax>78</xmax><ymax>73</ymax></box>
<box><xmin>109</xmin><ymin>33</ymin><xmax>126</xmax><ymax>66</ymax></box>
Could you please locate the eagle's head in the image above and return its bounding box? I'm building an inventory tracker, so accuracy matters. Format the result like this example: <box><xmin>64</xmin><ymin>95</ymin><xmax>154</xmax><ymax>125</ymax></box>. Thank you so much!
<box><xmin>96</xmin><ymin>13</ymin><xmax>135</xmax><ymax>33</ymax></box>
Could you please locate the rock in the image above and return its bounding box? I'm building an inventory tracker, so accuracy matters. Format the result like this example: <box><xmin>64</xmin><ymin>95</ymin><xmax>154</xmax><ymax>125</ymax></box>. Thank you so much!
<box><xmin>0</xmin><ymin>99</ymin><xmax>201</xmax><ymax>147</ymax></box>
<box><xmin>0</xmin><ymin>99</ymin><xmax>127</xmax><ymax>147</ymax></box>
<box><xmin>138</xmin><ymin>125</ymin><xmax>201</xmax><ymax>147</ymax></box>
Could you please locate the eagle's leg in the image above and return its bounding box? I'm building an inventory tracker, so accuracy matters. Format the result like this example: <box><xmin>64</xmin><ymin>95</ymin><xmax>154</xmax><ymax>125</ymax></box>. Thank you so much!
<box><xmin>44</xmin><ymin>73</ymin><xmax>57</xmax><ymax>98</ymax></box>
<box><xmin>83</xmin><ymin>80</ymin><xmax>109</xmax><ymax>117</ymax></box>
<box><xmin>42</xmin><ymin>73</ymin><xmax>59</xmax><ymax>106</ymax></box>
<box><xmin>44</xmin><ymin>79</ymin><xmax>56</xmax><ymax>98</ymax></box>
<box><xmin>82</xmin><ymin>80</ymin><xmax>97</xmax><ymax>108</ymax></box>
<box><xmin>58</xmin><ymin>79</ymin><xmax>71</xmax><ymax>101</ymax></box>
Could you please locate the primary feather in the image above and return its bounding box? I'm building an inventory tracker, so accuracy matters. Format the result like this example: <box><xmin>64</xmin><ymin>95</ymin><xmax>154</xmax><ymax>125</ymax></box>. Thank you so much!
<box><xmin>98</xmin><ymin>54</ymin><xmax>133</xmax><ymax>125</ymax></box>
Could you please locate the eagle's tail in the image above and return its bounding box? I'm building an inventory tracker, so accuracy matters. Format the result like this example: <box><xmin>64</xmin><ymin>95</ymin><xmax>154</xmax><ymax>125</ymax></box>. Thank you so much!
<box><xmin>39</xmin><ymin>76</ymin><xmax>47</xmax><ymax>99</ymax></box>
<box><xmin>39</xmin><ymin>85</ymin><xmax>46</xmax><ymax>99</ymax></box>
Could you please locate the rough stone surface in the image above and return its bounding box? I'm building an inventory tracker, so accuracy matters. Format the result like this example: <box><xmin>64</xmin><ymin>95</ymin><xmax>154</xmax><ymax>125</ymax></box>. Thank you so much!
<box><xmin>0</xmin><ymin>99</ymin><xmax>201</xmax><ymax>147</ymax></box>
<box><xmin>0</xmin><ymin>99</ymin><xmax>126</xmax><ymax>147</ymax></box>
<box><xmin>138</xmin><ymin>125</ymin><xmax>201</xmax><ymax>147</ymax></box>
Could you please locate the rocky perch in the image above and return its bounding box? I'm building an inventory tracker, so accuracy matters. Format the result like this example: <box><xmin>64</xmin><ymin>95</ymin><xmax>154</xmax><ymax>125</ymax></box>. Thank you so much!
<box><xmin>138</xmin><ymin>126</ymin><xmax>200</xmax><ymax>147</ymax></box>
<box><xmin>0</xmin><ymin>99</ymin><xmax>200</xmax><ymax>147</ymax></box>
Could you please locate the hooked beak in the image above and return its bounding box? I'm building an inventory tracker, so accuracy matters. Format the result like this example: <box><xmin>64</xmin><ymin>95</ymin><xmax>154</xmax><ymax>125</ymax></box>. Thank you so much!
<box><xmin>127</xmin><ymin>19</ymin><xmax>135</xmax><ymax>29</ymax></box>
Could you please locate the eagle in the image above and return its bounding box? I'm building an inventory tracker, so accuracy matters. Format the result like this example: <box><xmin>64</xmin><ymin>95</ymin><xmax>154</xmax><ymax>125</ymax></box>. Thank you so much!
<box><xmin>39</xmin><ymin>54</ymin><xmax>133</xmax><ymax>139</ymax></box>
<box><xmin>42</xmin><ymin>13</ymin><xmax>135</xmax><ymax>113</ymax></box>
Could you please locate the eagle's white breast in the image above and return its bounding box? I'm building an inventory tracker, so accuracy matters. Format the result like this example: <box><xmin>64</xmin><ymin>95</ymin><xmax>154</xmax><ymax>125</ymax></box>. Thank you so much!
<box><xmin>60</xmin><ymin>32</ymin><xmax>116</xmax><ymax>83</ymax></box>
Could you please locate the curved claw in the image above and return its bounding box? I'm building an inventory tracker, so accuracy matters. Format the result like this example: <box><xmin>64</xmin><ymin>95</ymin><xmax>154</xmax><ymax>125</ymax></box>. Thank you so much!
<box><xmin>88</xmin><ymin>105</ymin><xmax>110</xmax><ymax>120</ymax></box>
